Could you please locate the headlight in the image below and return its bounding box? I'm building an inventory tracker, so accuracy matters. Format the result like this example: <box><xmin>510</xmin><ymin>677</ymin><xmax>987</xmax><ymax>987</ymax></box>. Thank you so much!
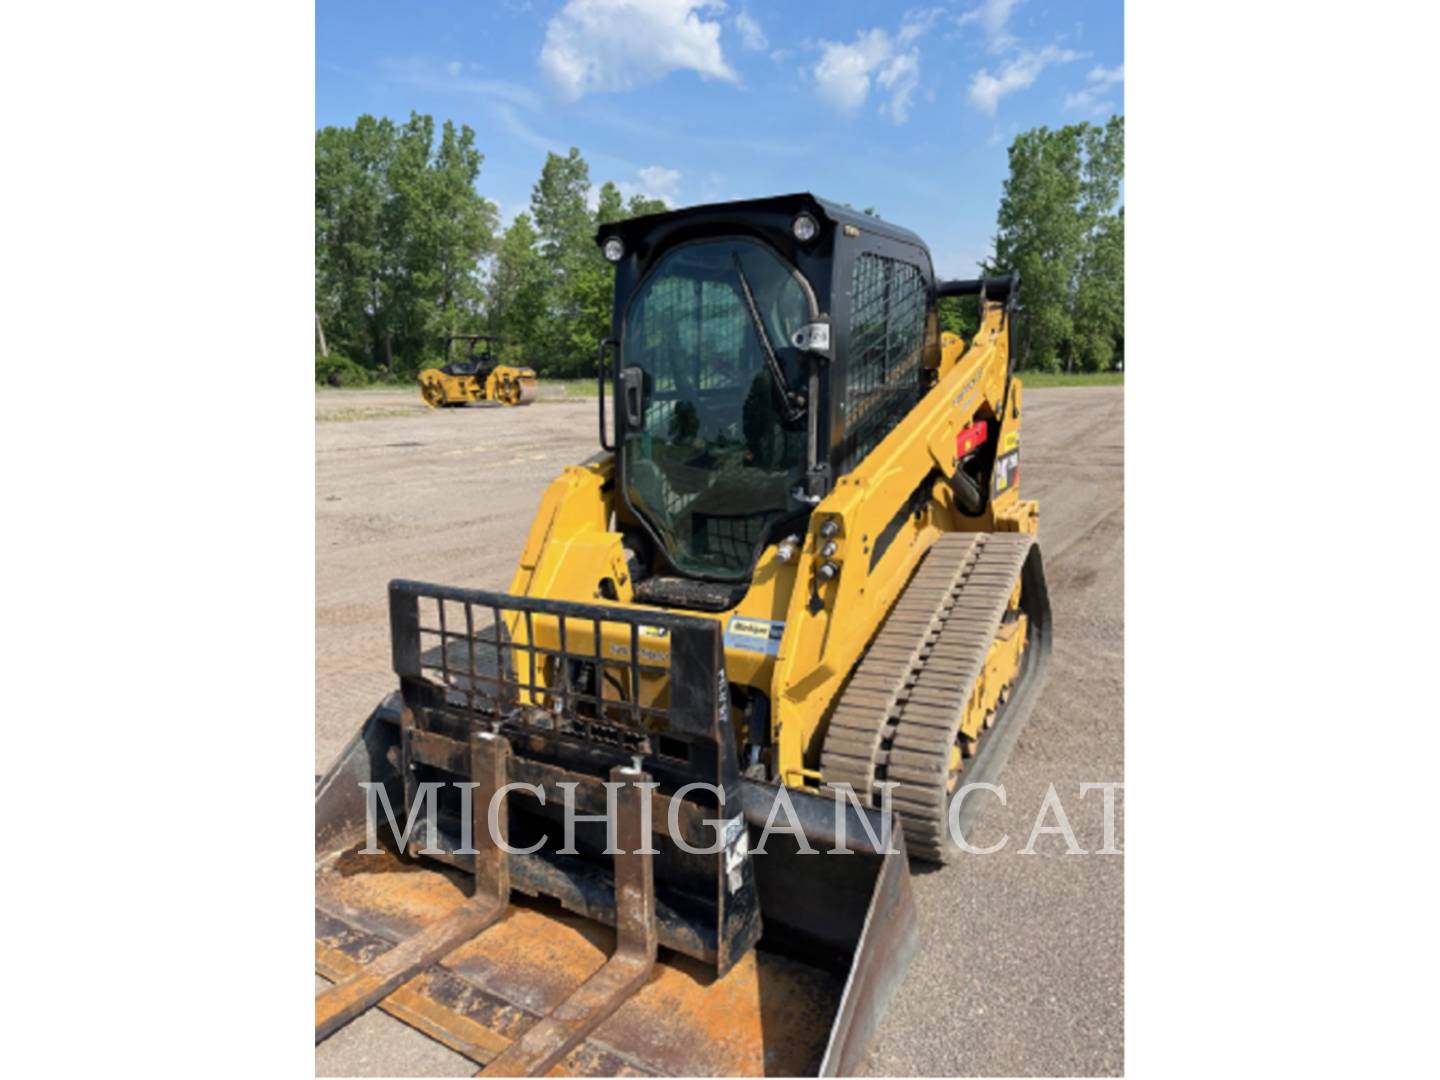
<box><xmin>792</xmin><ymin>212</ymin><xmax>818</xmax><ymax>242</ymax></box>
<box><xmin>602</xmin><ymin>236</ymin><xmax>625</xmax><ymax>262</ymax></box>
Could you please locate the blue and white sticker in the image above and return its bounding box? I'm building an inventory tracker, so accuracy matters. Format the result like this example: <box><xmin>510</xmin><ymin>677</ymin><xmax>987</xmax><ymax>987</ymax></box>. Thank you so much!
<box><xmin>725</xmin><ymin>615</ymin><xmax>785</xmax><ymax>656</ymax></box>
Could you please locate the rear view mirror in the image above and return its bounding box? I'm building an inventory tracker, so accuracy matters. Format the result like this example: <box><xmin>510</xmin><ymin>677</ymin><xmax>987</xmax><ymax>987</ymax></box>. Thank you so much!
<box><xmin>620</xmin><ymin>365</ymin><xmax>645</xmax><ymax>430</ymax></box>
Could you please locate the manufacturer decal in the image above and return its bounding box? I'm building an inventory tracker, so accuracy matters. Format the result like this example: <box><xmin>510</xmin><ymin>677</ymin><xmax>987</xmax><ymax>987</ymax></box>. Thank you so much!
<box><xmin>606</xmin><ymin>624</ymin><xmax>671</xmax><ymax>663</ymax></box>
<box><xmin>952</xmin><ymin>372</ymin><xmax>982</xmax><ymax>412</ymax></box>
<box><xmin>607</xmin><ymin>643</ymin><xmax>669</xmax><ymax>663</ymax></box>
<box><xmin>724</xmin><ymin>616</ymin><xmax>785</xmax><ymax>657</ymax></box>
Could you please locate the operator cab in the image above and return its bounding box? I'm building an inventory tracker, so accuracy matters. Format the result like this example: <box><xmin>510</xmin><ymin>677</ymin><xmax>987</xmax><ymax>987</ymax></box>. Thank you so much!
<box><xmin>597</xmin><ymin>194</ymin><xmax>939</xmax><ymax>603</ymax></box>
<box><xmin>443</xmin><ymin>335</ymin><xmax>499</xmax><ymax>377</ymax></box>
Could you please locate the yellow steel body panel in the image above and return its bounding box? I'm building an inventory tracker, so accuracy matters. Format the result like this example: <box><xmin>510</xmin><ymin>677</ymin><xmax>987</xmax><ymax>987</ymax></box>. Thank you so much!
<box><xmin>501</xmin><ymin>298</ymin><xmax>1036</xmax><ymax>788</ymax></box>
<box><xmin>961</xmin><ymin>612</ymin><xmax>1029</xmax><ymax>741</ymax></box>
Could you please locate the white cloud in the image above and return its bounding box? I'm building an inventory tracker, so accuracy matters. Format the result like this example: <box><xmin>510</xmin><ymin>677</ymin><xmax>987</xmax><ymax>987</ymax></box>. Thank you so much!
<box><xmin>1088</xmin><ymin>63</ymin><xmax>1124</xmax><ymax>87</ymax></box>
<box><xmin>493</xmin><ymin>103</ymin><xmax>564</xmax><ymax>154</ymax></box>
<box><xmin>540</xmin><ymin>0</ymin><xmax>737</xmax><ymax>101</ymax></box>
<box><xmin>382</xmin><ymin>57</ymin><xmax>543</xmax><ymax>111</ymax></box>
<box><xmin>633</xmin><ymin>165</ymin><xmax>683</xmax><ymax>205</ymax></box>
<box><xmin>956</xmin><ymin>0</ymin><xmax>1023</xmax><ymax>49</ymax></box>
<box><xmin>734</xmin><ymin>9</ymin><xmax>767</xmax><ymax>51</ymax></box>
<box><xmin>814</xmin><ymin>30</ymin><xmax>891</xmax><ymax>111</ymax></box>
<box><xmin>604</xmin><ymin>166</ymin><xmax>684</xmax><ymax>208</ymax></box>
<box><xmin>876</xmin><ymin>51</ymin><xmax>921</xmax><ymax>123</ymax></box>
<box><xmin>1064</xmin><ymin>63</ymin><xmax>1124</xmax><ymax>114</ymax></box>
<box><xmin>813</xmin><ymin>23</ymin><xmax>924</xmax><ymax>124</ymax></box>
<box><xmin>897</xmin><ymin>7</ymin><xmax>946</xmax><ymax>46</ymax></box>
<box><xmin>968</xmin><ymin>44</ymin><xmax>1080</xmax><ymax>114</ymax></box>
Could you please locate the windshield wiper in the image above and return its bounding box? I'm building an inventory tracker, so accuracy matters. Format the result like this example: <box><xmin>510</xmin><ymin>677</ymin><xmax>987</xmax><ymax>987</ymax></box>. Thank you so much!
<box><xmin>731</xmin><ymin>253</ymin><xmax>805</xmax><ymax>423</ymax></box>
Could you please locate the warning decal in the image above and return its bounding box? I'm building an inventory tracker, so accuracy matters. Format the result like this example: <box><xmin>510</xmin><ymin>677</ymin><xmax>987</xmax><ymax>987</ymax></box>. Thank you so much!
<box><xmin>993</xmin><ymin>449</ymin><xmax>1020</xmax><ymax>495</ymax></box>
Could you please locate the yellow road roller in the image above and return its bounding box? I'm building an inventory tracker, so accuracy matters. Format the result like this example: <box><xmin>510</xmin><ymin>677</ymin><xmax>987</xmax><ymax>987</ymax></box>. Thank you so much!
<box><xmin>418</xmin><ymin>334</ymin><xmax>538</xmax><ymax>408</ymax></box>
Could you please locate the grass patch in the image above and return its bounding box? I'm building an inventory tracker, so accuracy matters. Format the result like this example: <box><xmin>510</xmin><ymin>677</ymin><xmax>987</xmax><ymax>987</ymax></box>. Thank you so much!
<box><xmin>540</xmin><ymin>378</ymin><xmax>600</xmax><ymax>398</ymax></box>
<box><xmin>1016</xmin><ymin>370</ymin><xmax>1124</xmax><ymax>388</ymax></box>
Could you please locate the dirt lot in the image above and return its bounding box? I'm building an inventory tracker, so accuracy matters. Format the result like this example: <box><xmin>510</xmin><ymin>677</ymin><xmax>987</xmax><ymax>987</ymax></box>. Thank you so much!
<box><xmin>315</xmin><ymin>385</ymin><xmax>1123</xmax><ymax>1076</ymax></box>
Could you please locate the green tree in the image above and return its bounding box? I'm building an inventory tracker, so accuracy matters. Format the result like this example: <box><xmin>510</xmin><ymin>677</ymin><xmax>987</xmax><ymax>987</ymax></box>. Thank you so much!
<box><xmin>528</xmin><ymin>148</ymin><xmax>598</xmax><ymax>374</ymax></box>
<box><xmin>937</xmin><ymin>296</ymin><xmax>981</xmax><ymax>342</ymax></box>
<box><xmin>1079</xmin><ymin>117</ymin><xmax>1125</xmax><ymax>238</ymax></box>
<box><xmin>317</xmin><ymin>125</ymin><xmax>681</xmax><ymax>382</ymax></box>
<box><xmin>315</xmin><ymin>115</ymin><xmax>393</xmax><ymax>371</ymax></box>
<box><xmin>531</xmin><ymin>148</ymin><xmax>594</xmax><ymax>266</ymax></box>
<box><xmin>314</xmin><ymin>112</ymin><xmax>497</xmax><ymax>378</ymax></box>
<box><xmin>486</xmin><ymin>213</ymin><xmax>548</xmax><ymax>365</ymax></box>
<box><xmin>988</xmin><ymin>116</ymin><xmax>1124</xmax><ymax>372</ymax></box>
<box><xmin>595</xmin><ymin>180</ymin><xmax>626</xmax><ymax>226</ymax></box>
<box><xmin>626</xmin><ymin>193</ymin><xmax>668</xmax><ymax>218</ymax></box>
<box><xmin>520</xmin><ymin>151</ymin><xmax>673</xmax><ymax>376</ymax></box>
<box><xmin>414</xmin><ymin>119</ymin><xmax>499</xmax><ymax>346</ymax></box>
<box><xmin>1072</xmin><ymin>117</ymin><xmax>1125</xmax><ymax>371</ymax></box>
<box><xmin>990</xmin><ymin>125</ymin><xmax>1085</xmax><ymax>371</ymax></box>
<box><xmin>1072</xmin><ymin>208</ymin><xmax>1124</xmax><ymax>371</ymax></box>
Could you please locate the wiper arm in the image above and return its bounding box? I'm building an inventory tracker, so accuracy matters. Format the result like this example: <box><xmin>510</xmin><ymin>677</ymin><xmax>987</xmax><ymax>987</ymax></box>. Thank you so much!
<box><xmin>732</xmin><ymin>253</ymin><xmax>805</xmax><ymax>422</ymax></box>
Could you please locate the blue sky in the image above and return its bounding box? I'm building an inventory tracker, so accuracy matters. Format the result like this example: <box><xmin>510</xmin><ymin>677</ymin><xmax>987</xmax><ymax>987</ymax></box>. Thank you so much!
<box><xmin>317</xmin><ymin>1</ymin><xmax>1123</xmax><ymax>278</ymax></box>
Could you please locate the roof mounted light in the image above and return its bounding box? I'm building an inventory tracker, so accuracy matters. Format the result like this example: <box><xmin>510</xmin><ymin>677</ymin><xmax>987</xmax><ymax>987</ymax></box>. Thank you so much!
<box><xmin>602</xmin><ymin>236</ymin><xmax>625</xmax><ymax>262</ymax></box>
<box><xmin>792</xmin><ymin>212</ymin><xmax>818</xmax><ymax>243</ymax></box>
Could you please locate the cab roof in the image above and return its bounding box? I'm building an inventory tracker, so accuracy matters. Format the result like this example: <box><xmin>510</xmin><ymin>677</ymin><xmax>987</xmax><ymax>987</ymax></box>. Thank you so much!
<box><xmin>596</xmin><ymin>192</ymin><xmax>930</xmax><ymax>255</ymax></box>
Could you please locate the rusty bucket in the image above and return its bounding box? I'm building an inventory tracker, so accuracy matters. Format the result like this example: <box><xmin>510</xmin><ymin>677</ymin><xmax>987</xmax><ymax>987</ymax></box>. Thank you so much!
<box><xmin>315</xmin><ymin>583</ymin><xmax>918</xmax><ymax>1075</ymax></box>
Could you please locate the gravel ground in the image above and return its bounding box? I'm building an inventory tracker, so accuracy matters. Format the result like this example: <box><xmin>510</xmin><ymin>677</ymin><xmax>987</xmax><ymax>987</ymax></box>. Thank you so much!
<box><xmin>315</xmin><ymin>385</ymin><xmax>1123</xmax><ymax>1076</ymax></box>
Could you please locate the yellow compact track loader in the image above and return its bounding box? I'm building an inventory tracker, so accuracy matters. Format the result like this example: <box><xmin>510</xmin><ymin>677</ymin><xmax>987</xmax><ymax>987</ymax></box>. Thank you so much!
<box><xmin>419</xmin><ymin>335</ymin><xmax>539</xmax><ymax>408</ymax></box>
<box><xmin>316</xmin><ymin>194</ymin><xmax>1052</xmax><ymax>1075</ymax></box>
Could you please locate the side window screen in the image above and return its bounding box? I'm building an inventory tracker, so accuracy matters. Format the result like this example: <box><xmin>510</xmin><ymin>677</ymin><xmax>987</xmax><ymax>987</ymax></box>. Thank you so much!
<box><xmin>842</xmin><ymin>253</ymin><xmax>926</xmax><ymax>472</ymax></box>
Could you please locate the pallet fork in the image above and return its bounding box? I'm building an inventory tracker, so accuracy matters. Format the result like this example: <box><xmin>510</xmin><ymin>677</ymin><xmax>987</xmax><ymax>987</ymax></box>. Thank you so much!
<box><xmin>318</xmin><ymin>732</ymin><xmax>660</xmax><ymax>1076</ymax></box>
<box><xmin>315</xmin><ymin>582</ymin><xmax>918</xmax><ymax>1075</ymax></box>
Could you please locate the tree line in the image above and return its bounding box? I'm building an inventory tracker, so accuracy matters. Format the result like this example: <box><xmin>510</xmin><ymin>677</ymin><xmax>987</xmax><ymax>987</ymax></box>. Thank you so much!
<box><xmin>984</xmin><ymin>116</ymin><xmax>1124</xmax><ymax>372</ymax></box>
<box><xmin>316</xmin><ymin>112</ymin><xmax>1122</xmax><ymax>383</ymax></box>
<box><xmin>315</xmin><ymin>113</ymin><xmax>663</xmax><ymax>383</ymax></box>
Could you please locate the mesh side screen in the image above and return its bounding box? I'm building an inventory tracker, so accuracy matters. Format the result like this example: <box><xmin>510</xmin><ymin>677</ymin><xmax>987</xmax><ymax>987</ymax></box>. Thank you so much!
<box><xmin>842</xmin><ymin>253</ymin><xmax>927</xmax><ymax>473</ymax></box>
<box><xmin>411</xmin><ymin>593</ymin><xmax>684</xmax><ymax>758</ymax></box>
